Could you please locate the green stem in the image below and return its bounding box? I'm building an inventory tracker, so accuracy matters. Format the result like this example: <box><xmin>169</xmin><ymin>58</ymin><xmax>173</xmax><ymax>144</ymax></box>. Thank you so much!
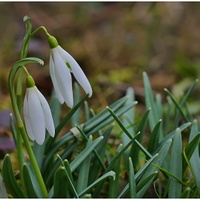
<box><xmin>19</xmin><ymin>126</ymin><xmax>48</xmax><ymax>197</ymax></box>
<box><xmin>8</xmin><ymin>58</ymin><xmax>47</xmax><ymax>197</ymax></box>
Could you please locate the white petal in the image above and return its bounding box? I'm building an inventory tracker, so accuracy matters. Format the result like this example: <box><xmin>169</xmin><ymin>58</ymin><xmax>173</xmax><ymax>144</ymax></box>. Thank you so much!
<box><xmin>26</xmin><ymin>87</ymin><xmax>46</xmax><ymax>145</ymax></box>
<box><xmin>58</xmin><ymin>46</ymin><xmax>92</xmax><ymax>97</ymax></box>
<box><xmin>49</xmin><ymin>53</ymin><xmax>64</xmax><ymax>104</ymax></box>
<box><xmin>52</xmin><ymin>47</ymin><xmax>74</xmax><ymax>108</ymax></box>
<box><xmin>35</xmin><ymin>87</ymin><xmax>55</xmax><ymax>138</ymax></box>
<box><xmin>23</xmin><ymin>94</ymin><xmax>35</xmax><ymax>141</ymax></box>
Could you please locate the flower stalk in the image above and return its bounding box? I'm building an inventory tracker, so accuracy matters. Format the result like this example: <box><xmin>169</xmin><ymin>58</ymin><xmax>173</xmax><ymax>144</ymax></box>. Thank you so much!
<box><xmin>8</xmin><ymin>58</ymin><xmax>48</xmax><ymax>197</ymax></box>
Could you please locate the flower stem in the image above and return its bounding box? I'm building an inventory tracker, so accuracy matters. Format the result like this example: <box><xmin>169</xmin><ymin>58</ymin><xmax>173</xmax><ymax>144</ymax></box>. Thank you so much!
<box><xmin>8</xmin><ymin>59</ymin><xmax>48</xmax><ymax>197</ymax></box>
<box><xmin>19</xmin><ymin>126</ymin><xmax>48</xmax><ymax>197</ymax></box>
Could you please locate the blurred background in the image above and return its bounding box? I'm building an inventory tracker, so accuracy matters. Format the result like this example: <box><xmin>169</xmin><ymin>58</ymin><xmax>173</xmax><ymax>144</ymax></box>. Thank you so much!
<box><xmin>1</xmin><ymin>2</ymin><xmax>200</xmax><ymax>155</ymax></box>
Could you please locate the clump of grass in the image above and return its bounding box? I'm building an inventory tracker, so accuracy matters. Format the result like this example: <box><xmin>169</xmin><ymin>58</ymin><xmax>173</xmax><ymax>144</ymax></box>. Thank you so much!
<box><xmin>1</xmin><ymin>72</ymin><xmax>200</xmax><ymax>198</ymax></box>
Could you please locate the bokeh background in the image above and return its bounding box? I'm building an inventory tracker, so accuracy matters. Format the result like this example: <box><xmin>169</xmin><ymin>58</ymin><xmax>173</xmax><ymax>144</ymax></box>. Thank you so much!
<box><xmin>1</xmin><ymin>2</ymin><xmax>200</xmax><ymax>155</ymax></box>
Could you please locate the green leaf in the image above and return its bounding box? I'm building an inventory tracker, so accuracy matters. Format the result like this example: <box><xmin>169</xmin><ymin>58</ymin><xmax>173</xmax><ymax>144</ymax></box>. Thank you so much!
<box><xmin>53</xmin><ymin>167</ymin><xmax>68</xmax><ymax>198</ymax></box>
<box><xmin>2</xmin><ymin>154</ymin><xmax>25</xmax><ymax>197</ymax></box>
<box><xmin>143</xmin><ymin>72</ymin><xmax>160</xmax><ymax>131</ymax></box>
<box><xmin>136</xmin><ymin>139</ymin><xmax>172</xmax><ymax>197</ymax></box>
<box><xmin>76</xmin><ymin>136</ymin><xmax>92</xmax><ymax>193</ymax></box>
<box><xmin>122</xmin><ymin>87</ymin><xmax>135</xmax><ymax>146</ymax></box>
<box><xmin>130</xmin><ymin>108</ymin><xmax>150</xmax><ymax>167</ymax></box>
<box><xmin>184</xmin><ymin>133</ymin><xmax>200</xmax><ymax>161</ymax></box>
<box><xmin>156</xmin><ymin>122</ymin><xmax>191</xmax><ymax>153</ymax></box>
<box><xmin>168</xmin><ymin>128</ymin><xmax>182</xmax><ymax>198</ymax></box>
<box><xmin>164</xmin><ymin>88</ymin><xmax>189</xmax><ymax>123</ymax></box>
<box><xmin>118</xmin><ymin>153</ymin><xmax>158</xmax><ymax>198</ymax></box>
<box><xmin>70</xmin><ymin>136</ymin><xmax>104</xmax><ymax>172</ymax></box>
<box><xmin>136</xmin><ymin>171</ymin><xmax>158</xmax><ymax>197</ymax></box>
<box><xmin>22</xmin><ymin>164</ymin><xmax>37</xmax><ymax>198</ymax></box>
<box><xmin>188</xmin><ymin>119</ymin><xmax>200</xmax><ymax>195</ymax></box>
<box><xmin>128</xmin><ymin>157</ymin><xmax>137</xmax><ymax>198</ymax></box>
<box><xmin>71</xmin><ymin>82</ymin><xmax>81</xmax><ymax>127</ymax></box>
<box><xmin>78</xmin><ymin>171</ymin><xmax>116</xmax><ymax>197</ymax></box>
<box><xmin>108</xmin><ymin>144</ymin><xmax>123</xmax><ymax>198</ymax></box>
<box><xmin>83</xmin><ymin>96</ymin><xmax>130</xmax><ymax>133</ymax></box>
<box><xmin>55</xmin><ymin>94</ymin><xmax>89</xmax><ymax>136</ymax></box>
<box><xmin>147</xmin><ymin>119</ymin><xmax>162</xmax><ymax>153</ymax></box>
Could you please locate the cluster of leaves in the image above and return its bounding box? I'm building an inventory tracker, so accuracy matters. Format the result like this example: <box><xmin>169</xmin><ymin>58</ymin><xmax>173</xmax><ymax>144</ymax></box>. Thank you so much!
<box><xmin>1</xmin><ymin>72</ymin><xmax>200</xmax><ymax>198</ymax></box>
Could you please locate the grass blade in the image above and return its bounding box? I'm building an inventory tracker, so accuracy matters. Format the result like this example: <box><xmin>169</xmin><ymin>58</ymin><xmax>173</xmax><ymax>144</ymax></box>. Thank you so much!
<box><xmin>2</xmin><ymin>154</ymin><xmax>24</xmax><ymax>197</ymax></box>
<box><xmin>78</xmin><ymin>171</ymin><xmax>116</xmax><ymax>197</ymax></box>
<box><xmin>128</xmin><ymin>157</ymin><xmax>137</xmax><ymax>198</ymax></box>
<box><xmin>168</xmin><ymin>128</ymin><xmax>182</xmax><ymax>198</ymax></box>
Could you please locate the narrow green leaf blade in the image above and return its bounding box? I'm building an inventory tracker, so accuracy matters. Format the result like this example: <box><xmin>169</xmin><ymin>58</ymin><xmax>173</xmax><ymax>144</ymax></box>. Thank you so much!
<box><xmin>128</xmin><ymin>157</ymin><xmax>137</xmax><ymax>198</ymax></box>
<box><xmin>78</xmin><ymin>171</ymin><xmax>116</xmax><ymax>197</ymax></box>
<box><xmin>53</xmin><ymin>167</ymin><xmax>68</xmax><ymax>198</ymax></box>
<box><xmin>22</xmin><ymin>164</ymin><xmax>37</xmax><ymax>198</ymax></box>
<box><xmin>168</xmin><ymin>128</ymin><xmax>182</xmax><ymax>198</ymax></box>
<box><xmin>70</xmin><ymin>136</ymin><xmax>104</xmax><ymax>172</ymax></box>
<box><xmin>188</xmin><ymin>119</ymin><xmax>200</xmax><ymax>195</ymax></box>
<box><xmin>2</xmin><ymin>154</ymin><xmax>24</xmax><ymax>197</ymax></box>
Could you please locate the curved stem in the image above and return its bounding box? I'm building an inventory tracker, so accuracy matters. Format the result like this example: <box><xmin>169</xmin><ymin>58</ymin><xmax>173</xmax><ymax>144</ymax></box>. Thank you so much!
<box><xmin>8</xmin><ymin>59</ymin><xmax>47</xmax><ymax>197</ymax></box>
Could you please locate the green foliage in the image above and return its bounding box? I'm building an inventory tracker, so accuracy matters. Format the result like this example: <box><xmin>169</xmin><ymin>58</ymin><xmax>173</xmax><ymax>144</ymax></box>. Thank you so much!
<box><xmin>3</xmin><ymin>72</ymin><xmax>200</xmax><ymax>198</ymax></box>
<box><xmin>1</xmin><ymin>15</ymin><xmax>200</xmax><ymax>198</ymax></box>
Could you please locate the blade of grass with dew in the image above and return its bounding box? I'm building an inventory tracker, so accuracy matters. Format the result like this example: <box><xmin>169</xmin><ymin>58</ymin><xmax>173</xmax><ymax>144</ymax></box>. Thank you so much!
<box><xmin>76</xmin><ymin>135</ymin><xmax>92</xmax><ymax>194</ymax></box>
<box><xmin>2</xmin><ymin>154</ymin><xmax>25</xmax><ymax>197</ymax></box>
<box><xmin>168</xmin><ymin>128</ymin><xmax>182</xmax><ymax>198</ymax></box>
<box><xmin>143</xmin><ymin>72</ymin><xmax>160</xmax><ymax>131</ymax></box>
<box><xmin>188</xmin><ymin>119</ymin><xmax>200</xmax><ymax>195</ymax></box>
<box><xmin>108</xmin><ymin>144</ymin><xmax>123</xmax><ymax>198</ymax></box>
<box><xmin>78</xmin><ymin>171</ymin><xmax>116</xmax><ymax>197</ymax></box>
<box><xmin>22</xmin><ymin>164</ymin><xmax>37</xmax><ymax>198</ymax></box>
<box><xmin>147</xmin><ymin>119</ymin><xmax>162</xmax><ymax>153</ymax></box>
<box><xmin>70</xmin><ymin>135</ymin><xmax>104</xmax><ymax>172</ymax></box>
<box><xmin>128</xmin><ymin>157</ymin><xmax>137</xmax><ymax>198</ymax></box>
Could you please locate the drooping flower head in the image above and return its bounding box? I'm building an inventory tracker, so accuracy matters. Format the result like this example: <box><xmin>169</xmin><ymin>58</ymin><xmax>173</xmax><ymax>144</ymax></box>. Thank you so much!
<box><xmin>23</xmin><ymin>75</ymin><xmax>55</xmax><ymax>145</ymax></box>
<box><xmin>48</xmin><ymin>36</ymin><xmax>92</xmax><ymax>108</ymax></box>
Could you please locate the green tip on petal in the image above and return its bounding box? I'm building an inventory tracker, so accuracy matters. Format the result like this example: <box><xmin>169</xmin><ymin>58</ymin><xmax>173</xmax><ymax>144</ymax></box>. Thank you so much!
<box><xmin>26</xmin><ymin>75</ymin><xmax>35</xmax><ymax>88</ymax></box>
<box><xmin>48</xmin><ymin>36</ymin><xmax>59</xmax><ymax>49</ymax></box>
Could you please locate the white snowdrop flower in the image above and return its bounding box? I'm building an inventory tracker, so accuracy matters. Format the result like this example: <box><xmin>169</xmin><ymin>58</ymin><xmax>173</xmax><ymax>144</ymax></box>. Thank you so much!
<box><xmin>48</xmin><ymin>36</ymin><xmax>92</xmax><ymax>108</ymax></box>
<box><xmin>23</xmin><ymin>75</ymin><xmax>55</xmax><ymax>145</ymax></box>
